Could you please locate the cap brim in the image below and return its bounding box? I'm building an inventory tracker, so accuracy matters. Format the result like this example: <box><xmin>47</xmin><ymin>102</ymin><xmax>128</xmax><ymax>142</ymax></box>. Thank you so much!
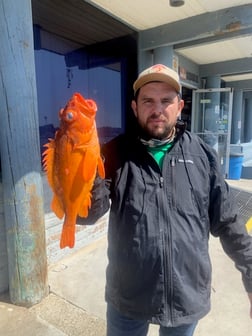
<box><xmin>133</xmin><ymin>73</ymin><xmax>180</xmax><ymax>94</ymax></box>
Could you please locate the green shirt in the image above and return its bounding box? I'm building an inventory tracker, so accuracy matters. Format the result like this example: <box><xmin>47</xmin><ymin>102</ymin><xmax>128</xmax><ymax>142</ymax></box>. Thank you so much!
<box><xmin>147</xmin><ymin>142</ymin><xmax>174</xmax><ymax>168</ymax></box>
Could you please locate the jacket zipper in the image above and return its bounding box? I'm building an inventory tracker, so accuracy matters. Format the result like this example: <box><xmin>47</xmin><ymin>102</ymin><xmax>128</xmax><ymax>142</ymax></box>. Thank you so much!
<box><xmin>167</xmin><ymin>156</ymin><xmax>176</xmax><ymax>324</ymax></box>
<box><xmin>171</xmin><ymin>156</ymin><xmax>176</xmax><ymax>208</ymax></box>
<box><xmin>159</xmin><ymin>176</ymin><xmax>164</xmax><ymax>188</ymax></box>
<box><xmin>159</xmin><ymin>155</ymin><xmax>176</xmax><ymax>325</ymax></box>
<box><xmin>166</xmin><ymin>220</ymin><xmax>173</xmax><ymax>325</ymax></box>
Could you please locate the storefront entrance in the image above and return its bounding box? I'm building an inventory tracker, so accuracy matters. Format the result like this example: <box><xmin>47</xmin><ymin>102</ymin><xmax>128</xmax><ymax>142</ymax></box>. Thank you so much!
<box><xmin>191</xmin><ymin>88</ymin><xmax>233</xmax><ymax>177</ymax></box>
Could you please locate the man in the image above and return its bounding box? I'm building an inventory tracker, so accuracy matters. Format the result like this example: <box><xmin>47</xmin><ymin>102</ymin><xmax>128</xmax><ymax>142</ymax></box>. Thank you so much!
<box><xmin>92</xmin><ymin>64</ymin><xmax>252</xmax><ymax>336</ymax></box>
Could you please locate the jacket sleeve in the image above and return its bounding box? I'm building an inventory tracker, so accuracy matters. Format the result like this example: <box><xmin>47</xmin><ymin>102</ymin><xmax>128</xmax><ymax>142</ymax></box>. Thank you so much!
<box><xmin>77</xmin><ymin>172</ymin><xmax>110</xmax><ymax>225</ymax></box>
<box><xmin>208</xmin><ymin>149</ymin><xmax>252</xmax><ymax>292</ymax></box>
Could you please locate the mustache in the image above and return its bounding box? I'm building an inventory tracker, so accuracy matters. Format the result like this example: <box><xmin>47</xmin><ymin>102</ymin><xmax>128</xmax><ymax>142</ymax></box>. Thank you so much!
<box><xmin>147</xmin><ymin>114</ymin><xmax>165</xmax><ymax>121</ymax></box>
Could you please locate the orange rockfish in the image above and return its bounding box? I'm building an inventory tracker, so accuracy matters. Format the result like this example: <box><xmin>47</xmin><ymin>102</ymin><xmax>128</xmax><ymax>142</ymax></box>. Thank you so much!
<box><xmin>43</xmin><ymin>93</ymin><xmax>105</xmax><ymax>249</ymax></box>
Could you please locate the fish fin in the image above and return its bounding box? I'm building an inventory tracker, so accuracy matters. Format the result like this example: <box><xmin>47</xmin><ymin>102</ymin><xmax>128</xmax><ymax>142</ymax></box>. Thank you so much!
<box><xmin>78</xmin><ymin>194</ymin><xmax>91</xmax><ymax>218</ymax></box>
<box><xmin>78</xmin><ymin>207</ymin><xmax>88</xmax><ymax>218</ymax></box>
<box><xmin>97</xmin><ymin>155</ymin><xmax>105</xmax><ymax>179</ymax></box>
<box><xmin>83</xmin><ymin>150</ymin><xmax>97</xmax><ymax>182</ymax></box>
<box><xmin>42</xmin><ymin>139</ymin><xmax>56</xmax><ymax>190</ymax></box>
<box><xmin>60</xmin><ymin>225</ymin><xmax>75</xmax><ymax>249</ymax></box>
<box><xmin>51</xmin><ymin>195</ymin><xmax>65</xmax><ymax>219</ymax></box>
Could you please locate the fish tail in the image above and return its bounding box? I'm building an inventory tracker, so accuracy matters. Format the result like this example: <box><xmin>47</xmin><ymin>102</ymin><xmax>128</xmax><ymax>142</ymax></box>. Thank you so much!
<box><xmin>60</xmin><ymin>224</ymin><xmax>75</xmax><ymax>249</ymax></box>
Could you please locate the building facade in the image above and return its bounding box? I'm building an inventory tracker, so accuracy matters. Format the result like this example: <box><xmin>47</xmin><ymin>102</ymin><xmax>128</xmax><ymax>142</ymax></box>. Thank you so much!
<box><xmin>1</xmin><ymin>0</ymin><xmax>252</xmax><ymax>295</ymax></box>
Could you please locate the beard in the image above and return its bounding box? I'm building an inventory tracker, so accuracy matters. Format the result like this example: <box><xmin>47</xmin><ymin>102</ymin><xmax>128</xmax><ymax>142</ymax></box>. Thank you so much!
<box><xmin>138</xmin><ymin>118</ymin><xmax>174</xmax><ymax>141</ymax></box>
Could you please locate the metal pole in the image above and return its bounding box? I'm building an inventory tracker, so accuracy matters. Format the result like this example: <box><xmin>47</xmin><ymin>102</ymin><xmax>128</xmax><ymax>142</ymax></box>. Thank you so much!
<box><xmin>0</xmin><ymin>0</ymin><xmax>48</xmax><ymax>306</ymax></box>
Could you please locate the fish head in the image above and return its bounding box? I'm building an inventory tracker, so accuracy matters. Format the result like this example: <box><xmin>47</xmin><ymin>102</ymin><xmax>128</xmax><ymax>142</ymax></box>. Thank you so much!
<box><xmin>59</xmin><ymin>93</ymin><xmax>97</xmax><ymax>142</ymax></box>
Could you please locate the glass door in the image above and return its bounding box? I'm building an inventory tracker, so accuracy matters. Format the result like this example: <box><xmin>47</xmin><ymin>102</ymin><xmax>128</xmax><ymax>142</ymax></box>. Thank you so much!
<box><xmin>191</xmin><ymin>88</ymin><xmax>233</xmax><ymax>177</ymax></box>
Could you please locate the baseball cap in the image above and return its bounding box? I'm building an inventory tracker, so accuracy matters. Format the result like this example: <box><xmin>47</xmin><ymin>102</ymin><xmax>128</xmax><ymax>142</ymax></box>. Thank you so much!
<box><xmin>133</xmin><ymin>64</ymin><xmax>180</xmax><ymax>95</ymax></box>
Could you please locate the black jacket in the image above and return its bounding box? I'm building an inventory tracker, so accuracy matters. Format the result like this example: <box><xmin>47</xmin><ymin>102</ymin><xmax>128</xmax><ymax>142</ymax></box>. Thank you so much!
<box><xmin>92</xmin><ymin>124</ymin><xmax>252</xmax><ymax>327</ymax></box>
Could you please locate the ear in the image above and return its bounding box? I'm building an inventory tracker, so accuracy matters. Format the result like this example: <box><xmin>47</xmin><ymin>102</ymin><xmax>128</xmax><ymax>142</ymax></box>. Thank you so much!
<box><xmin>131</xmin><ymin>100</ymin><xmax>138</xmax><ymax>117</ymax></box>
<box><xmin>177</xmin><ymin>99</ymin><xmax>184</xmax><ymax>118</ymax></box>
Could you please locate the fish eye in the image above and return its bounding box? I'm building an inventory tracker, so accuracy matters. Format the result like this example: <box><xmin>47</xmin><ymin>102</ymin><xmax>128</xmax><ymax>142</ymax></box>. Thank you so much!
<box><xmin>66</xmin><ymin>112</ymin><xmax>74</xmax><ymax>120</ymax></box>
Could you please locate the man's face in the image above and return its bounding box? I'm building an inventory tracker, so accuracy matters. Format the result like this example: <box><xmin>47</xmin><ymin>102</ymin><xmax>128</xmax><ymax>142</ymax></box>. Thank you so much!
<box><xmin>131</xmin><ymin>82</ymin><xmax>184</xmax><ymax>140</ymax></box>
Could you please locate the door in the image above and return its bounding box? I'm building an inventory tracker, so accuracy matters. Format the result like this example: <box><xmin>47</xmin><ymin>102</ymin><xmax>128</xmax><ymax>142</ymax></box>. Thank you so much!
<box><xmin>191</xmin><ymin>88</ymin><xmax>233</xmax><ymax>177</ymax></box>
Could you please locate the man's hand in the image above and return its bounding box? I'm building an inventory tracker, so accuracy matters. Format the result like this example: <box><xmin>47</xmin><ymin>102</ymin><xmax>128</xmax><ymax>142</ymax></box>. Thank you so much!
<box><xmin>248</xmin><ymin>293</ymin><xmax>252</xmax><ymax>319</ymax></box>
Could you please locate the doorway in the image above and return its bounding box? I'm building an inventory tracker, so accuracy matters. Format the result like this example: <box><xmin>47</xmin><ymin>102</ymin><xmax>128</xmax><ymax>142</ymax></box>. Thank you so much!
<box><xmin>181</xmin><ymin>86</ymin><xmax>193</xmax><ymax>131</ymax></box>
<box><xmin>191</xmin><ymin>88</ymin><xmax>233</xmax><ymax>177</ymax></box>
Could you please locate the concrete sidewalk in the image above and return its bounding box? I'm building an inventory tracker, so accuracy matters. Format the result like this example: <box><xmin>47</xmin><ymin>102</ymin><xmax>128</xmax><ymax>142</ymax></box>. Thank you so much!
<box><xmin>0</xmin><ymin>179</ymin><xmax>252</xmax><ymax>335</ymax></box>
